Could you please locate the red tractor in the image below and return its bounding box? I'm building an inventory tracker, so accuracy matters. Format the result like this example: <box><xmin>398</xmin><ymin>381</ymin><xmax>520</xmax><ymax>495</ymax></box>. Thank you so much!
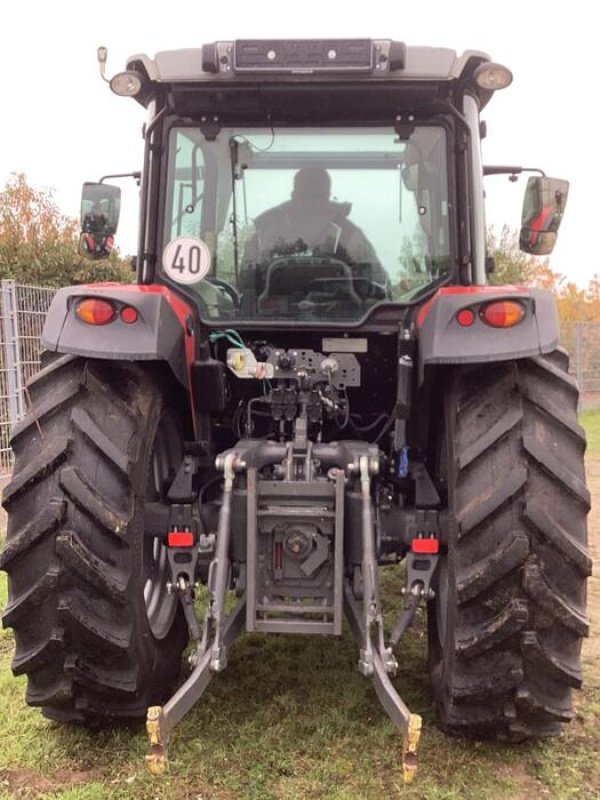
<box><xmin>1</xmin><ymin>40</ymin><xmax>589</xmax><ymax>780</ymax></box>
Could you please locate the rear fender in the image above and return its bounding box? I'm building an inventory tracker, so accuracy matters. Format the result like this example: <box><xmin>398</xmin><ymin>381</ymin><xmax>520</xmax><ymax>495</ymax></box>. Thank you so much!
<box><xmin>42</xmin><ymin>283</ymin><xmax>195</xmax><ymax>389</ymax></box>
<box><xmin>415</xmin><ymin>286</ymin><xmax>559</xmax><ymax>383</ymax></box>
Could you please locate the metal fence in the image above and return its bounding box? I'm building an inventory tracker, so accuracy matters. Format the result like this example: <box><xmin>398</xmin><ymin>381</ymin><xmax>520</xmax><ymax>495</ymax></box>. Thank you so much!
<box><xmin>0</xmin><ymin>281</ymin><xmax>56</xmax><ymax>471</ymax></box>
<box><xmin>560</xmin><ymin>321</ymin><xmax>600</xmax><ymax>411</ymax></box>
<box><xmin>0</xmin><ymin>280</ymin><xmax>598</xmax><ymax>473</ymax></box>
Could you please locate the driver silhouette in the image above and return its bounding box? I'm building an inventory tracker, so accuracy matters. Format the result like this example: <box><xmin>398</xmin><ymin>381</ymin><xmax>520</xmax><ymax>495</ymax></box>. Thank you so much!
<box><xmin>243</xmin><ymin>167</ymin><xmax>388</xmax><ymax>287</ymax></box>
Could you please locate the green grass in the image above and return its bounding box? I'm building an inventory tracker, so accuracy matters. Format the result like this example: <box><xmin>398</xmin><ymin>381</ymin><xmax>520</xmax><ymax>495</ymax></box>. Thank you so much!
<box><xmin>0</xmin><ymin>420</ymin><xmax>598</xmax><ymax>798</ymax></box>
<box><xmin>0</xmin><ymin>565</ymin><xmax>598</xmax><ymax>799</ymax></box>
<box><xmin>581</xmin><ymin>408</ymin><xmax>600</xmax><ymax>457</ymax></box>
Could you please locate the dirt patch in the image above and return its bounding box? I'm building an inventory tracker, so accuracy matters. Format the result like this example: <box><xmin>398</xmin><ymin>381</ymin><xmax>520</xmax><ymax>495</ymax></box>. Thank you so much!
<box><xmin>496</xmin><ymin>762</ymin><xmax>553</xmax><ymax>799</ymax></box>
<box><xmin>0</xmin><ymin>767</ymin><xmax>103</xmax><ymax>798</ymax></box>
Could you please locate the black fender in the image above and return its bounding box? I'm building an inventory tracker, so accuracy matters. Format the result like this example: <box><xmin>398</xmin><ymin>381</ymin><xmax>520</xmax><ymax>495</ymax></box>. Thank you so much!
<box><xmin>416</xmin><ymin>285</ymin><xmax>560</xmax><ymax>382</ymax></box>
<box><xmin>42</xmin><ymin>283</ymin><xmax>195</xmax><ymax>388</ymax></box>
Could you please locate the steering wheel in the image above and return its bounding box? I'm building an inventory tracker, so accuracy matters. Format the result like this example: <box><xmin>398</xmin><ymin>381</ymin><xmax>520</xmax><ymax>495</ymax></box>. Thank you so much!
<box><xmin>206</xmin><ymin>277</ymin><xmax>241</xmax><ymax>308</ymax></box>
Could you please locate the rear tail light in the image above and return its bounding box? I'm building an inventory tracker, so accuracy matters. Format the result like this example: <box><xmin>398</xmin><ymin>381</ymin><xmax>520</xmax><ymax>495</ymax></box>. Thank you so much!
<box><xmin>456</xmin><ymin>308</ymin><xmax>476</xmax><ymax>327</ymax></box>
<box><xmin>75</xmin><ymin>299</ymin><xmax>139</xmax><ymax>326</ymax></box>
<box><xmin>120</xmin><ymin>305</ymin><xmax>138</xmax><ymax>324</ymax></box>
<box><xmin>480</xmin><ymin>300</ymin><xmax>526</xmax><ymax>328</ymax></box>
<box><xmin>75</xmin><ymin>298</ymin><xmax>116</xmax><ymax>325</ymax></box>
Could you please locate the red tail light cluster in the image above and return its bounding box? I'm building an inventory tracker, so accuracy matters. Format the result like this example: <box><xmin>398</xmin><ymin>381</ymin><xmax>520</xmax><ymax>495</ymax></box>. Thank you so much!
<box><xmin>456</xmin><ymin>300</ymin><xmax>526</xmax><ymax>329</ymax></box>
<box><xmin>75</xmin><ymin>298</ymin><xmax>138</xmax><ymax>326</ymax></box>
<box><xmin>480</xmin><ymin>300</ymin><xmax>525</xmax><ymax>328</ymax></box>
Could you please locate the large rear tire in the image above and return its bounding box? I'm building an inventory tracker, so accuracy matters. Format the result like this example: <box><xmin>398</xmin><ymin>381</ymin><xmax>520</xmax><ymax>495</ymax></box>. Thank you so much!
<box><xmin>428</xmin><ymin>351</ymin><xmax>591</xmax><ymax>738</ymax></box>
<box><xmin>1</xmin><ymin>355</ymin><xmax>188</xmax><ymax>722</ymax></box>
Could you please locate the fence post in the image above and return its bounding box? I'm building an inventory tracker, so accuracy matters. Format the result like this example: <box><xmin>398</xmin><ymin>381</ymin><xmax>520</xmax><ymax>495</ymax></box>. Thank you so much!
<box><xmin>0</xmin><ymin>280</ymin><xmax>26</xmax><ymax>429</ymax></box>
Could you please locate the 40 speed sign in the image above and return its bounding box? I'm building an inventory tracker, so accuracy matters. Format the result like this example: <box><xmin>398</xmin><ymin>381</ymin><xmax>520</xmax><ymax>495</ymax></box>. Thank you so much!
<box><xmin>163</xmin><ymin>236</ymin><xmax>211</xmax><ymax>284</ymax></box>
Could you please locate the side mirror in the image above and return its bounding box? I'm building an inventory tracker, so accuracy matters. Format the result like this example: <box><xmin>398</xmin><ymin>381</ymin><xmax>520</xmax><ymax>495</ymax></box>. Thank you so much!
<box><xmin>79</xmin><ymin>182</ymin><xmax>121</xmax><ymax>260</ymax></box>
<box><xmin>519</xmin><ymin>176</ymin><xmax>569</xmax><ymax>256</ymax></box>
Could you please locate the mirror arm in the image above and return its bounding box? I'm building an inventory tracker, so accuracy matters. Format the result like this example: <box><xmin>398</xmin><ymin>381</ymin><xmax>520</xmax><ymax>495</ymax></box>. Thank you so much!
<box><xmin>100</xmin><ymin>172</ymin><xmax>142</xmax><ymax>187</ymax></box>
<box><xmin>483</xmin><ymin>165</ymin><xmax>546</xmax><ymax>180</ymax></box>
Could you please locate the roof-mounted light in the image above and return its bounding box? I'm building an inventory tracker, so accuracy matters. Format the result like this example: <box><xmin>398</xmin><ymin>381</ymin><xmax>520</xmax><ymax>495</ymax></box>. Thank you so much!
<box><xmin>473</xmin><ymin>62</ymin><xmax>513</xmax><ymax>91</ymax></box>
<box><xmin>217</xmin><ymin>39</ymin><xmax>406</xmax><ymax>75</ymax></box>
<box><xmin>234</xmin><ymin>39</ymin><xmax>374</xmax><ymax>73</ymax></box>
<box><xmin>110</xmin><ymin>70</ymin><xmax>143</xmax><ymax>97</ymax></box>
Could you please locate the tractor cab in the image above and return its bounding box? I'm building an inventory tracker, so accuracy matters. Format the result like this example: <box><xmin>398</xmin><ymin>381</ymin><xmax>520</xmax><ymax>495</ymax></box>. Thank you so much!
<box><xmin>84</xmin><ymin>39</ymin><xmax>566</xmax><ymax>328</ymax></box>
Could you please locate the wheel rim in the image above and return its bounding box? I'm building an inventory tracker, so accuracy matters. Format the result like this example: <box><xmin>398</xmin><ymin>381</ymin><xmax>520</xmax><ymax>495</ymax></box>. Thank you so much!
<box><xmin>143</xmin><ymin>413</ymin><xmax>181</xmax><ymax>639</ymax></box>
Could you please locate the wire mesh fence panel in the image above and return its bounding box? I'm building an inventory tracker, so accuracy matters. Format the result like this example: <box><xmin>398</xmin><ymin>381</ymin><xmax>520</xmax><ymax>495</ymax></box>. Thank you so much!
<box><xmin>15</xmin><ymin>285</ymin><xmax>57</xmax><ymax>385</ymax></box>
<box><xmin>561</xmin><ymin>321</ymin><xmax>600</xmax><ymax>410</ymax></box>
<box><xmin>0</xmin><ymin>282</ymin><xmax>57</xmax><ymax>473</ymax></box>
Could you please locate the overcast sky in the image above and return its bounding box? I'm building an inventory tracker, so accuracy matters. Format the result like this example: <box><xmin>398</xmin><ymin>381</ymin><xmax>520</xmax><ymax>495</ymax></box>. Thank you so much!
<box><xmin>1</xmin><ymin>1</ymin><xmax>596</xmax><ymax>287</ymax></box>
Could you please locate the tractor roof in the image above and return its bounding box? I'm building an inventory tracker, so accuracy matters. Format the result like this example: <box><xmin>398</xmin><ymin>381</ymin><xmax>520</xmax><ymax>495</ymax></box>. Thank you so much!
<box><xmin>122</xmin><ymin>40</ymin><xmax>501</xmax><ymax>110</ymax></box>
<box><xmin>127</xmin><ymin>42</ymin><xmax>490</xmax><ymax>83</ymax></box>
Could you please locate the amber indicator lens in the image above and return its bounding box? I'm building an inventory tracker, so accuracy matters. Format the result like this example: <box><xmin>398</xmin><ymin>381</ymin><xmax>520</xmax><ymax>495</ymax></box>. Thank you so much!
<box><xmin>75</xmin><ymin>298</ymin><xmax>117</xmax><ymax>326</ymax></box>
<box><xmin>480</xmin><ymin>300</ymin><xmax>526</xmax><ymax>328</ymax></box>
